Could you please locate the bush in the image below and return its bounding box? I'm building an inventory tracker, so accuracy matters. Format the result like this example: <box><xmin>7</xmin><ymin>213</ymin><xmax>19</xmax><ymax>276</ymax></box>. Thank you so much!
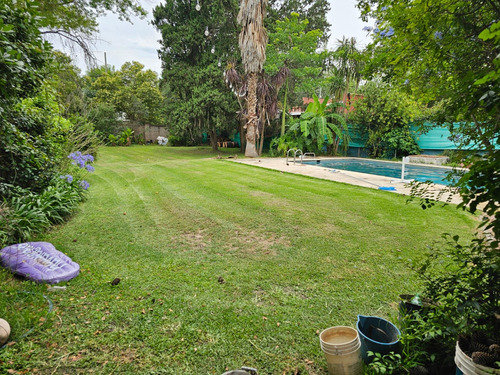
<box><xmin>393</xmin><ymin>235</ymin><xmax>500</xmax><ymax>373</ymax></box>
<box><xmin>0</xmin><ymin>177</ymin><xmax>87</xmax><ymax>247</ymax></box>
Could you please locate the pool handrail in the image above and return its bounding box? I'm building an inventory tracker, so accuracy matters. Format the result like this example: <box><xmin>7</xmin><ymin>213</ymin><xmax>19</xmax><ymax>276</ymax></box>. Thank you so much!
<box><xmin>294</xmin><ymin>149</ymin><xmax>303</xmax><ymax>164</ymax></box>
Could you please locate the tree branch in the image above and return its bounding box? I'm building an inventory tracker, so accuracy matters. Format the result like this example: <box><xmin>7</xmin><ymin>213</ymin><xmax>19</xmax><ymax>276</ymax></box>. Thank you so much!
<box><xmin>41</xmin><ymin>29</ymin><xmax>96</xmax><ymax>67</ymax></box>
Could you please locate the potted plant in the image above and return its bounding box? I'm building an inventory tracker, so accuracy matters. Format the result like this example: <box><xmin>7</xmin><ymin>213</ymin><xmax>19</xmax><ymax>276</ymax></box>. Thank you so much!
<box><xmin>397</xmin><ymin>235</ymin><xmax>499</xmax><ymax>374</ymax></box>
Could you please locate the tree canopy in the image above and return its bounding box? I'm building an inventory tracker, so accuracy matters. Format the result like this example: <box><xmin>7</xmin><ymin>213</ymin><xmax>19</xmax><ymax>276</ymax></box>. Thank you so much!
<box><xmin>84</xmin><ymin>62</ymin><xmax>165</xmax><ymax>133</ymax></box>
<box><xmin>349</xmin><ymin>81</ymin><xmax>421</xmax><ymax>158</ymax></box>
<box><xmin>267</xmin><ymin>0</ymin><xmax>331</xmax><ymax>46</ymax></box>
<box><xmin>265</xmin><ymin>12</ymin><xmax>327</xmax><ymax>96</ymax></box>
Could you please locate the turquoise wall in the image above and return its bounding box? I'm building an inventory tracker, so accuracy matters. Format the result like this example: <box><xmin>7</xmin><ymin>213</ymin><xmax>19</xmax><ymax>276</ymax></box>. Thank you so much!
<box><xmin>348</xmin><ymin>123</ymin><xmax>496</xmax><ymax>152</ymax></box>
<box><xmin>411</xmin><ymin>125</ymin><xmax>459</xmax><ymax>150</ymax></box>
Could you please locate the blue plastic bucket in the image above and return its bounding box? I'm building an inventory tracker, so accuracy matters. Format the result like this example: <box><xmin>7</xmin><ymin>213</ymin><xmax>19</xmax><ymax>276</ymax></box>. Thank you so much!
<box><xmin>356</xmin><ymin>315</ymin><xmax>401</xmax><ymax>363</ymax></box>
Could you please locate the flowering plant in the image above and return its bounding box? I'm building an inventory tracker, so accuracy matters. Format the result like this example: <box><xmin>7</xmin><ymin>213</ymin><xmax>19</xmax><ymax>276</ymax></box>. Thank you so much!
<box><xmin>60</xmin><ymin>151</ymin><xmax>95</xmax><ymax>190</ymax></box>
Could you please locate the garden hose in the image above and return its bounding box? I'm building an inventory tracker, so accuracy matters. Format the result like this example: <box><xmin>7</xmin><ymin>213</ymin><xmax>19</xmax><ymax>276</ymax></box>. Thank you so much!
<box><xmin>0</xmin><ymin>291</ymin><xmax>54</xmax><ymax>350</ymax></box>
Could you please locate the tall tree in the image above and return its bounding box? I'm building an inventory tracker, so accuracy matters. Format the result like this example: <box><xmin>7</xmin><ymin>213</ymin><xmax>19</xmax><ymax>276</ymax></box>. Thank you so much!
<box><xmin>153</xmin><ymin>0</ymin><xmax>240</xmax><ymax>150</ymax></box>
<box><xmin>267</xmin><ymin>0</ymin><xmax>331</xmax><ymax>46</ymax></box>
<box><xmin>265</xmin><ymin>12</ymin><xmax>327</xmax><ymax>136</ymax></box>
<box><xmin>238</xmin><ymin>0</ymin><xmax>269</xmax><ymax>157</ymax></box>
<box><xmin>329</xmin><ymin>37</ymin><xmax>364</xmax><ymax>103</ymax></box>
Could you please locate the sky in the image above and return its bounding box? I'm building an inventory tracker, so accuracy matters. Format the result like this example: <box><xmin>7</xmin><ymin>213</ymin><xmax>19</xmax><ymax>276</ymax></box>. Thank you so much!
<box><xmin>53</xmin><ymin>0</ymin><xmax>372</xmax><ymax>75</ymax></box>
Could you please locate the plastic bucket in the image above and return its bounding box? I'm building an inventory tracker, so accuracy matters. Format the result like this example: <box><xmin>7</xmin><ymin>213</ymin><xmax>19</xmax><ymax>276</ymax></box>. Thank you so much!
<box><xmin>356</xmin><ymin>315</ymin><xmax>401</xmax><ymax>363</ymax></box>
<box><xmin>319</xmin><ymin>326</ymin><xmax>363</xmax><ymax>375</ymax></box>
<box><xmin>454</xmin><ymin>342</ymin><xmax>500</xmax><ymax>375</ymax></box>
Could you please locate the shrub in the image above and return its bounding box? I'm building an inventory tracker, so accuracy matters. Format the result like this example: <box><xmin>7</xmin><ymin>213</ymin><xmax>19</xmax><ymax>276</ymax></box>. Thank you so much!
<box><xmin>394</xmin><ymin>235</ymin><xmax>500</xmax><ymax>373</ymax></box>
<box><xmin>0</xmin><ymin>177</ymin><xmax>87</xmax><ymax>247</ymax></box>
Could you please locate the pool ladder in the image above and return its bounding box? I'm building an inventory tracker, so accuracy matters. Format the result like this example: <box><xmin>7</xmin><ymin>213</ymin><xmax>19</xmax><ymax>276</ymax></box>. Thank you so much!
<box><xmin>286</xmin><ymin>149</ymin><xmax>315</xmax><ymax>165</ymax></box>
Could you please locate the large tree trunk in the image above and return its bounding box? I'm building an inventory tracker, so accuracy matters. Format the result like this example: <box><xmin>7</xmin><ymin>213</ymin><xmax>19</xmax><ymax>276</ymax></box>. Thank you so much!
<box><xmin>245</xmin><ymin>72</ymin><xmax>259</xmax><ymax>157</ymax></box>
<box><xmin>210</xmin><ymin>128</ymin><xmax>218</xmax><ymax>151</ymax></box>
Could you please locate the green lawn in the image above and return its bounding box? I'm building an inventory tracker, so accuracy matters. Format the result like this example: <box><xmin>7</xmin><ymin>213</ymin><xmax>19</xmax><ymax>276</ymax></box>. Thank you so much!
<box><xmin>0</xmin><ymin>146</ymin><xmax>477</xmax><ymax>374</ymax></box>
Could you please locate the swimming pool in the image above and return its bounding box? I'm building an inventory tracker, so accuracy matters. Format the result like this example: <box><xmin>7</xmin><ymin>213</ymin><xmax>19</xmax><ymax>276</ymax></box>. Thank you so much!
<box><xmin>303</xmin><ymin>158</ymin><xmax>455</xmax><ymax>185</ymax></box>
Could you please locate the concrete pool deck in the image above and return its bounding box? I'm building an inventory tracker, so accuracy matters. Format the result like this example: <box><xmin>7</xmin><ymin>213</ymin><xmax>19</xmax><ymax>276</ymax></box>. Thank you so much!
<box><xmin>231</xmin><ymin>157</ymin><xmax>462</xmax><ymax>205</ymax></box>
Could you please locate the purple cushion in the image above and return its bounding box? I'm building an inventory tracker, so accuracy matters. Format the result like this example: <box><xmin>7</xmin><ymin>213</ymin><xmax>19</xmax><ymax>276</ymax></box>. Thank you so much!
<box><xmin>0</xmin><ymin>242</ymin><xmax>80</xmax><ymax>284</ymax></box>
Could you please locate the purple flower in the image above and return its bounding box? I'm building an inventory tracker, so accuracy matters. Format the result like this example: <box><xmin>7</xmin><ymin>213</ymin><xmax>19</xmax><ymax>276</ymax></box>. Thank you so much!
<box><xmin>61</xmin><ymin>174</ymin><xmax>73</xmax><ymax>183</ymax></box>
<box><xmin>83</xmin><ymin>154</ymin><xmax>94</xmax><ymax>163</ymax></box>
<box><xmin>79</xmin><ymin>180</ymin><xmax>90</xmax><ymax>190</ymax></box>
<box><xmin>381</xmin><ymin>6</ymin><xmax>388</xmax><ymax>11</ymax></box>
<box><xmin>385</xmin><ymin>27</ymin><xmax>394</xmax><ymax>37</ymax></box>
<box><xmin>363</xmin><ymin>26</ymin><xmax>373</xmax><ymax>32</ymax></box>
<box><xmin>434</xmin><ymin>31</ymin><xmax>443</xmax><ymax>40</ymax></box>
<box><xmin>374</xmin><ymin>28</ymin><xmax>380</xmax><ymax>34</ymax></box>
<box><xmin>68</xmin><ymin>152</ymin><xmax>95</xmax><ymax>171</ymax></box>
<box><xmin>404</xmin><ymin>79</ymin><xmax>410</xmax><ymax>85</ymax></box>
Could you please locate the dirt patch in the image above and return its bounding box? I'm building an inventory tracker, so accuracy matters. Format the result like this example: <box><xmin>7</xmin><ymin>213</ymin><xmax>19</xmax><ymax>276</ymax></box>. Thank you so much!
<box><xmin>228</xmin><ymin>228</ymin><xmax>291</xmax><ymax>256</ymax></box>
<box><xmin>179</xmin><ymin>229</ymin><xmax>211</xmax><ymax>249</ymax></box>
<box><xmin>283</xmin><ymin>286</ymin><xmax>309</xmax><ymax>300</ymax></box>
<box><xmin>119</xmin><ymin>348</ymin><xmax>138</xmax><ymax>364</ymax></box>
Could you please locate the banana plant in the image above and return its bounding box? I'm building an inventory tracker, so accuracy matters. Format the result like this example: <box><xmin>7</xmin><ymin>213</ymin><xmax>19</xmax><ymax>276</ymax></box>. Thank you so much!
<box><xmin>288</xmin><ymin>94</ymin><xmax>350</xmax><ymax>154</ymax></box>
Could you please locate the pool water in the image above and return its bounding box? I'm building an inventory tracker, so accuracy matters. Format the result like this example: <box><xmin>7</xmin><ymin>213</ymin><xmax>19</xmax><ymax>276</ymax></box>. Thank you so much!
<box><xmin>303</xmin><ymin>158</ymin><xmax>455</xmax><ymax>185</ymax></box>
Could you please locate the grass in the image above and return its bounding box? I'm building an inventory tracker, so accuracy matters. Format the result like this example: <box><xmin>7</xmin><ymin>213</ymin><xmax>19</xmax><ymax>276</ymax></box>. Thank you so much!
<box><xmin>0</xmin><ymin>146</ymin><xmax>477</xmax><ymax>374</ymax></box>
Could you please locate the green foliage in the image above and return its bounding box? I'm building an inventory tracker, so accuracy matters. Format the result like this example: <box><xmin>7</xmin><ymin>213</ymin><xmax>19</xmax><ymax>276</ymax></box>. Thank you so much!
<box><xmin>87</xmin><ymin>102</ymin><xmax>120</xmax><ymax>136</ymax></box>
<box><xmin>356</xmin><ymin>0</ymin><xmax>500</xmax><ymax>240</ymax></box>
<box><xmin>0</xmin><ymin>1</ymin><xmax>52</xmax><ymax>104</ymax></box>
<box><xmin>0</xmin><ymin>177</ymin><xmax>87</xmax><ymax>246</ymax></box>
<box><xmin>396</xmin><ymin>235</ymin><xmax>500</xmax><ymax>373</ymax></box>
<box><xmin>267</xmin><ymin>0</ymin><xmax>331</xmax><ymax>47</ymax></box>
<box><xmin>275</xmin><ymin>94</ymin><xmax>349</xmax><ymax>155</ymax></box>
<box><xmin>384</xmin><ymin>128</ymin><xmax>421</xmax><ymax>159</ymax></box>
<box><xmin>328</xmin><ymin>37</ymin><xmax>364</xmax><ymax>101</ymax></box>
<box><xmin>0</xmin><ymin>92</ymin><xmax>70</xmax><ymax>192</ymax></box>
<box><xmin>107</xmin><ymin>128</ymin><xmax>135</xmax><ymax>146</ymax></box>
<box><xmin>265</xmin><ymin>12</ymin><xmax>328</xmax><ymax>138</ymax></box>
<box><xmin>366</xmin><ymin>351</ymin><xmax>423</xmax><ymax>375</ymax></box>
<box><xmin>85</xmin><ymin>62</ymin><xmax>165</xmax><ymax>131</ymax></box>
<box><xmin>265</xmin><ymin>12</ymin><xmax>327</xmax><ymax>95</ymax></box>
<box><xmin>349</xmin><ymin>81</ymin><xmax>421</xmax><ymax>158</ymax></box>
<box><xmin>153</xmin><ymin>0</ymin><xmax>240</xmax><ymax>148</ymax></box>
<box><xmin>47</xmin><ymin>52</ymin><xmax>86</xmax><ymax>117</ymax></box>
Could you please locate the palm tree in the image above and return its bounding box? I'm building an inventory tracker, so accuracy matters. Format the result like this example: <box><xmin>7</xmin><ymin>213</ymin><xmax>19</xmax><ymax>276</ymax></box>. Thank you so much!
<box><xmin>332</xmin><ymin>37</ymin><xmax>363</xmax><ymax>105</ymax></box>
<box><xmin>237</xmin><ymin>0</ymin><xmax>268</xmax><ymax>157</ymax></box>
